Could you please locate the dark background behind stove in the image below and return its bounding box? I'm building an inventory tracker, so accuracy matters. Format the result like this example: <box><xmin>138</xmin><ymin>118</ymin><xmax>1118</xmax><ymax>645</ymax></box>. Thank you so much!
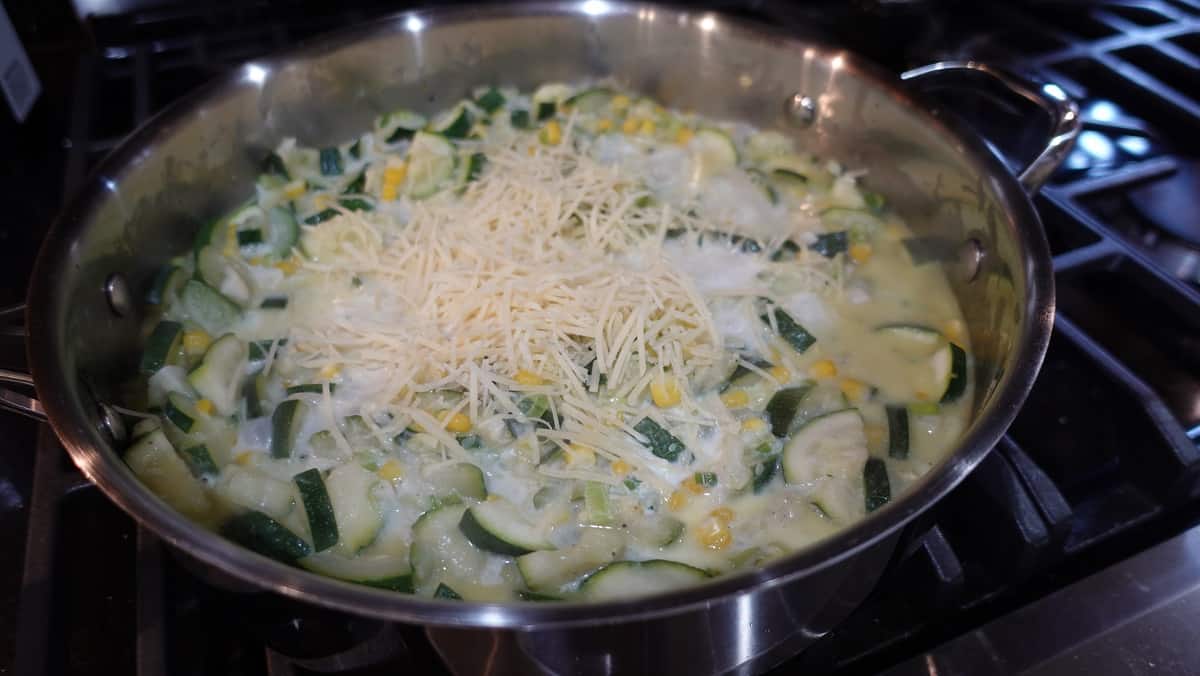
<box><xmin>2</xmin><ymin>0</ymin><xmax>1200</xmax><ymax>674</ymax></box>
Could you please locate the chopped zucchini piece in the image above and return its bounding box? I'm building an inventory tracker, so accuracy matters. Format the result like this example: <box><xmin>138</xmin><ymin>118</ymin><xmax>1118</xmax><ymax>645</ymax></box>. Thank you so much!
<box><xmin>222</xmin><ymin>510</ymin><xmax>312</xmax><ymax>563</ymax></box>
<box><xmin>140</xmin><ymin>320</ymin><xmax>183</xmax><ymax>375</ymax></box>
<box><xmin>459</xmin><ymin>498</ymin><xmax>554</xmax><ymax>556</ymax></box>
<box><xmin>864</xmin><ymin>457</ymin><xmax>891</xmax><ymax>512</ymax></box>
<box><xmin>434</xmin><ymin>583</ymin><xmax>463</xmax><ymax>600</ymax></box>
<box><xmin>886</xmin><ymin>405</ymin><xmax>909</xmax><ymax>459</ymax></box>
<box><xmin>580</xmin><ymin>560</ymin><xmax>709</xmax><ymax>601</ymax></box>
<box><xmin>764</xmin><ymin>384</ymin><xmax>814</xmax><ymax>438</ymax></box>
<box><xmin>319</xmin><ymin>147</ymin><xmax>343</xmax><ymax>176</ymax></box>
<box><xmin>810</xmin><ymin>231</ymin><xmax>848</xmax><ymax>258</ymax></box>
<box><xmin>124</xmin><ymin>429</ymin><xmax>211</xmax><ymax>520</ymax></box>
<box><xmin>377</xmin><ymin>109</ymin><xmax>427</xmax><ymax>144</ymax></box>
<box><xmin>428</xmin><ymin>102</ymin><xmax>472</xmax><ymax>139</ymax></box>
<box><xmin>762</xmin><ymin>307</ymin><xmax>817</xmax><ymax>354</ymax></box>
<box><xmin>427</xmin><ymin>462</ymin><xmax>487</xmax><ymax>501</ymax></box>
<box><xmin>270</xmin><ymin>399</ymin><xmax>307</xmax><ymax>459</ymax></box>
<box><xmin>474</xmin><ymin>87</ymin><xmax>505</xmax><ymax>114</ymax></box>
<box><xmin>180</xmin><ymin>279</ymin><xmax>242</xmax><ymax>334</ymax></box>
<box><xmin>294</xmin><ymin>468</ymin><xmax>339</xmax><ymax>552</ymax></box>
<box><xmin>405</xmin><ymin>131</ymin><xmax>457</xmax><ymax>199</ymax></box>
<box><xmin>517</xmin><ymin>527</ymin><xmax>624</xmax><ymax>591</ymax></box>
<box><xmin>937</xmin><ymin>343</ymin><xmax>968</xmax><ymax>403</ymax></box>
<box><xmin>782</xmin><ymin>409</ymin><xmax>869</xmax><ymax>521</ymax></box>
<box><xmin>186</xmin><ymin>333</ymin><xmax>248</xmax><ymax>416</ymax></box>
<box><xmin>633</xmin><ymin>417</ymin><xmax>687</xmax><ymax>462</ymax></box>
<box><xmin>325</xmin><ymin>463</ymin><xmax>382</xmax><ymax>555</ymax></box>
<box><xmin>180</xmin><ymin>444</ymin><xmax>220</xmax><ymax>478</ymax></box>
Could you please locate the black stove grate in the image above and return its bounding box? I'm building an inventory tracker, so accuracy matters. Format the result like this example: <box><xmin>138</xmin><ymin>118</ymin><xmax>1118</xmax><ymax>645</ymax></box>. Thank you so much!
<box><xmin>11</xmin><ymin>1</ymin><xmax>1200</xmax><ymax>674</ymax></box>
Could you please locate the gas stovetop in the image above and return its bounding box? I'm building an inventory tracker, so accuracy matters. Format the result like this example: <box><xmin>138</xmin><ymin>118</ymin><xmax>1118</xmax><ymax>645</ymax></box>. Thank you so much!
<box><xmin>3</xmin><ymin>1</ymin><xmax>1200</xmax><ymax>674</ymax></box>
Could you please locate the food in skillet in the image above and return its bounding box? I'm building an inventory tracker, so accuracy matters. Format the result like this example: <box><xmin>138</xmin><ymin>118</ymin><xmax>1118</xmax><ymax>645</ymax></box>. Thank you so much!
<box><xmin>125</xmin><ymin>83</ymin><xmax>971</xmax><ymax>601</ymax></box>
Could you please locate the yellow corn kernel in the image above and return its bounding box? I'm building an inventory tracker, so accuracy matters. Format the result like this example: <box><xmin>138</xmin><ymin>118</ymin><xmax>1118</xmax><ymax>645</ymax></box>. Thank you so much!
<box><xmin>380</xmin><ymin>184</ymin><xmax>398</xmax><ymax>202</ymax></box>
<box><xmin>674</xmin><ymin>127</ymin><xmax>695</xmax><ymax>145</ymax></box>
<box><xmin>195</xmin><ymin>399</ymin><xmax>215</xmax><ymax>415</ymax></box>
<box><xmin>377</xmin><ymin>459</ymin><xmax>404</xmax><ymax>482</ymax></box>
<box><xmin>638</xmin><ymin>118</ymin><xmax>656</xmax><ymax>135</ymax></box>
<box><xmin>596</xmin><ymin>117</ymin><xmax>613</xmax><ymax>132</ymax></box>
<box><xmin>514</xmin><ymin>369</ymin><xmax>547</xmax><ymax>386</ymax></box>
<box><xmin>611</xmin><ymin>459</ymin><xmax>631</xmax><ymax>476</ymax></box>
<box><xmin>914</xmin><ymin>390</ymin><xmax>930</xmax><ymax>401</ymax></box>
<box><xmin>621</xmin><ymin>116</ymin><xmax>641</xmax><ymax>135</ymax></box>
<box><xmin>650</xmin><ymin>376</ymin><xmax>682</xmax><ymax>408</ymax></box>
<box><xmin>721</xmin><ymin>390</ymin><xmax>750</xmax><ymax>409</ymax></box>
<box><xmin>839</xmin><ymin>378</ymin><xmax>866</xmax><ymax>403</ymax></box>
<box><xmin>274</xmin><ymin>258</ymin><xmax>299</xmax><ymax>276</ymax></box>
<box><xmin>809</xmin><ymin>359</ymin><xmax>838</xmax><ymax>379</ymax></box>
<box><xmin>942</xmin><ymin>319</ymin><xmax>966</xmax><ymax>343</ymax></box>
<box><xmin>741</xmin><ymin>418</ymin><xmax>766</xmax><ymax>433</ymax></box>
<box><xmin>318</xmin><ymin>364</ymin><xmax>342</xmax><ymax>379</ymax></box>
<box><xmin>611</xmin><ymin>94</ymin><xmax>631</xmax><ymax>110</ymax></box>
<box><xmin>383</xmin><ymin>163</ymin><xmax>408</xmax><ymax>186</ymax></box>
<box><xmin>540</xmin><ymin>119</ymin><xmax>562</xmax><ymax>146</ymax></box>
<box><xmin>682</xmin><ymin>476</ymin><xmax>706</xmax><ymax>495</ymax></box>
<box><xmin>565</xmin><ymin>444</ymin><xmax>596</xmax><ymax>468</ymax></box>
<box><xmin>769</xmin><ymin>365</ymin><xmax>791</xmax><ymax>383</ymax></box>
<box><xmin>248</xmin><ymin>256</ymin><xmax>265</xmax><ymax>266</ymax></box>
<box><xmin>282</xmin><ymin>179</ymin><xmax>307</xmax><ymax>199</ymax></box>
<box><xmin>849</xmin><ymin>242</ymin><xmax>873</xmax><ymax>264</ymax></box>
<box><xmin>181</xmin><ymin>329</ymin><xmax>212</xmax><ymax>355</ymax></box>
<box><xmin>698</xmin><ymin>517</ymin><xmax>732</xmax><ymax>550</ymax></box>
<box><xmin>444</xmin><ymin>412</ymin><xmax>472</xmax><ymax>434</ymax></box>
<box><xmin>313</xmin><ymin>194</ymin><xmax>333</xmax><ymax>210</ymax></box>
<box><xmin>667</xmin><ymin>490</ymin><xmax>688</xmax><ymax>511</ymax></box>
<box><xmin>710</xmin><ymin>507</ymin><xmax>735</xmax><ymax>524</ymax></box>
<box><xmin>234</xmin><ymin>451</ymin><xmax>254</xmax><ymax>466</ymax></box>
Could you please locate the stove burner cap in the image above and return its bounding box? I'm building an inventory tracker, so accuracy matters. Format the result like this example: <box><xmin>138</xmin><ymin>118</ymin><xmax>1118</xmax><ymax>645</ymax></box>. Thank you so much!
<box><xmin>1127</xmin><ymin>160</ymin><xmax>1200</xmax><ymax>247</ymax></box>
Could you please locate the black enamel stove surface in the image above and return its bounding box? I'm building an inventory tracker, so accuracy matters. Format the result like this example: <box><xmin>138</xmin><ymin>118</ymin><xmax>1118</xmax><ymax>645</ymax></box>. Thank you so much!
<box><xmin>3</xmin><ymin>1</ymin><xmax>1200</xmax><ymax>674</ymax></box>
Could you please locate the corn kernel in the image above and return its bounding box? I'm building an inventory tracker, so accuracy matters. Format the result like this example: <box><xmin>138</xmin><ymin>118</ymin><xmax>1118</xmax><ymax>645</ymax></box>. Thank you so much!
<box><xmin>674</xmin><ymin>127</ymin><xmax>695</xmax><ymax>145</ymax></box>
<box><xmin>248</xmin><ymin>256</ymin><xmax>265</xmax><ymax>266</ymax></box>
<box><xmin>377</xmin><ymin>459</ymin><xmax>404</xmax><ymax>482</ymax></box>
<box><xmin>839</xmin><ymin>378</ymin><xmax>866</xmax><ymax>403</ymax></box>
<box><xmin>182</xmin><ymin>329</ymin><xmax>212</xmax><ymax>356</ymax></box>
<box><xmin>611</xmin><ymin>459</ymin><xmax>631</xmax><ymax>476</ymax></box>
<box><xmin>914</xmin><ymin>390</ymin><xmax>930</xmax><ymax>401</ymax></box>
<box><xmin>698</xmin><ymin>517</ymin><xmax>732</xmax><ymax>550</ymax></box>
<box><xmin>721</xmin><ymin>390</ymin><xmax>750</xmax><ymax>409</ymax></box>
<box><xmin>234</xmin><ymin>451</ymin><xmax>254</xmax><ymax>466</ymax></box>
<box><xmin>565</xmin><ymin>444</ymin><xmax>596</xmax><ymax>468</ymax></box>
<box><xmin>540</xmin><ymin>119</ymin><xmax>562</xmax><ymax>146</ymax></box>
<box><xmin>667</xmin><ymin>490</ymin><xmax>688</xmax><ymax>511</ymax></box>
<box><xmin>621</xmin><ymin>116</ymin><xmax>641</xmax><ymax>135</ymax></box>
<box><xmin>274</xmin><ymin>258</ymin><xmax>299</xmax><ymax>276</ymax></box>
<box><xmin>514</xmin><ymin>369</ymin><xmax>547</xmax><ymax>386</ymax></box>
<box><xmin>611</xmin><ymin>94</ymin><xmax>631</xmax><ymax>110</ymax></box>
<box><xmin>383</xmin><ymin>163</ymin><xmax>408</xmax><ymax>186</ymax></box>
<box><xmin>769</xmin><ymin>365</ymin><xmax>791</xmax><ymax>383</ymax></box>
<box><xmin>710</xmin><ymin>507</ymin><xmax>735</xmax><ymax>523</ymax></box>
<box><xmin>741</xmin><ymin>418</ymin><xmax>766</xmax><ymax>433</ymax></box>
<box><xmin>650</xmin><ymin>376</ymin><xmax>682</xmax><ymax>408</ymax></box>
<box><xmin>638</xmin><ymin>118</ymin><xmax>656</xmax><ymax>135</ymax></box>
<box><xmin>849</xmin><ymin>242</ymin><xmax>873</xmax><ymax>264</ymax></box>
<box><xmin>942</xmin><ymin>319</ymin><xmax>966</xmax><ymax>343</ymax></box>
<box><xmin>596</xmin><ymin>118</ymin><xmax>613</xmax><ymax>133</ymax></box>
<box><xmin>380</xmin><ymin>184</ymin><xmax>398</xmax><ymax>202</ymax></box>
<box><xmin>443</xmin><ymin>412</ymin><xmax>471</xmax><ymax>434</ymax></box>
<box><xmin>318</xmin><ymin>364</ymin><xmax>342</xmax><ymax>379</ymax></box>
<box><xmin>682</xmin><ymin>476</ymin><xmax>706</xmax><ymax>495</ymax></box>
<box><xmin>809</xmin><ymin>359</ymin><xmax>838</xmax><ymax>379</ymax></box>
<box><xmin>195</xmin><ymin>399</ymin><xmax>215</xmax><ymax>415</ymax></box>
<box><xmin>282</xmin><ymin>179</ymin><xmax>307</xmax><ymax>199</ymax></box>
<box><xmin>313</xmin><ymin>194</ymin><xmax>333</xmax><ymax>210</ymax></box>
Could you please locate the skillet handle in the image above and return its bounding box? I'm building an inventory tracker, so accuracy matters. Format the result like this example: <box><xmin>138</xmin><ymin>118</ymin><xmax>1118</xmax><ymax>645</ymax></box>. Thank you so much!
<box><xmin>0</xmin><ymin>303</ymin><xmax>46</xmax><ymax>422</ymax></box>
<box><xmin>900</xmin><ymin>61</ymin><xmax>1081</xmax><ymax>195</ymax></box>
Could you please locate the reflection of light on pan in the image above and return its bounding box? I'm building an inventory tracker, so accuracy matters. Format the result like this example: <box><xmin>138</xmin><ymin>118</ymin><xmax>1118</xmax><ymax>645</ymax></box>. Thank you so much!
<box><xmin>243</xmin><ymin>64</ymin><xmax>268</xmax><ymax>86</ymax></box>
<box><xmin>580</xmin><ymin>0</ymin><xmax>612</xmax><ymax>17</ymax></box>
<box><xmin>698</xmin><ymin>15</ymin><xmax>717</xmax><ymax>32</ymax></box>
<box><xmin>404</xmin><ymin>15</ymin><xmax>425</xmax><ymax>33</ymax></box>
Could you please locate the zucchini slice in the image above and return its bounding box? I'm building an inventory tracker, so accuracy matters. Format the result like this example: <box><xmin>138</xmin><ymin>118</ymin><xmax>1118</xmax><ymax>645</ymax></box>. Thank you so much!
<box><xmin>195</xmin><ymin>247</ymin><xmax>253</xmax><ymax>307</ymax></box>
<box><xmin>427</xmin><ymin>462</ymin><xmax>487</xmax><ymax>502</ymax></box>
<box><xmin>874</xmin><ymin>324</ymin><xmax>943</xmax><ymax>359</ymax></box>
<box><xmin>405</xmin><ymin>132</ymin><xmax>457</xmax><ymax>199</ymax></box>
<box><xmin>180</xmin><ymin>444</ymin><xmax>220</xmax><ymax>479</ymax></box>
<box><xmin>564</xmin><ymin>87</ymin><xmax>613</xmax><ymax>113</ymax></box>
<box><xmin>434</xmin><ymin>583</ymin><xmax>463</xmax><ymax>600</ymax></box>
<box><xmin>140</xmin><ymin>320</ymin><xmax>183</xmax><ymax>375</ymax></box>
<box><xmin>222</xmin><ymin>510</ymin><xmax>312</xmax><ymax>563</ymax></box>
<box><xmin>218</xmin><ymin>466</ymin><xmax>295</xmax><ymax>518</ymax></box>
<box><xmin>270</xmin><ymin>399</ymin><xmax>308</xmax><ymax>459</ymax></box>
<box><xmin>410</xmin><ymin>504</ymin><xmax>488</xmax><ymax>597</ymax></box>
<box><xmin>627</xmin><ymin>514</ymin><xmax>685</xmax><ymax>548</ymax></box>
<box><xmin>886</xmin><ymin>405</ymin><xmax>909</xmax><ymax>459</ymax></box>
<box><xmin>517</xmin><ymin>527</ymin><xmax>624</xmax><ymax>591</ymax></box>
<box><xmin>810</xmin><ymin>231</ymin><xmax>849</xmax><ymax>258</ymax></box>
<box><xmin>186</xmin><ymin>333</ymin><xmax>248</xmax><ymax>416</ymax></box>
<box><xmin>864</xmin><ymin>457</ymin><xmax>891</xmax><ymax>512</ymax></box>
<box><xmin>935</xmin><ymin>342</ymin><xmax>969</xmax><ymax>403</ymax></box>
<box><xmin>428</xmin><ymin>102</ymin><xmax>472</xmax><ymax>139</ymax></box>
<box><xmin>324</xmin><ymin>463</ymin><xmax>382</xmax><ymax>555</ymax></box>
<box><xmin>692</xmin><ymin>128</ymin><xmax>738</xmax><ymax>179</ymax></box>
<box><xmin>583</xmin><ymin>481</ymin><xmax>614</xmax><ymax>526</ymax></box>
<box><xmin>459</xmin><ymin>498</ymin><xmax>554</xmax><ymax>556</ymax></box>
<box><xmin>633</xmin><ymin>417</ymin><xmax>687</xmax><ymax>462</ymax></box>
<box><xmin>294</xmin><ymin>468</ymin><xmax>339</xmax><ymax>552</ymax></box>
<box><xmin>580</xmin><ymin>560</ymin><xmax>709</xmax><ymax>601</ymax></box>
<box><xmin>762</xmin><ymin>307</ymin><xmax>817</xmax><ymax>354</ymax></box>
<box><xmin>764</xmin><ymin>384</ymin><xmax>814</xmax><ymax>438</ymax></box>
<box><xmin>300</xmin><ymin>550</ymin><xmax>413</xmax><ymax>593</ymax></box>
<box><xmin>146</xmin><ymin>265</ymin><xmax>189</xmax><ymax>306</ymax></box>
<box><xmin>319</xmin><ymin>147</ymin><xmax>343</xmax><ymax>176</ymax></box>
<box><xmin>532</xmin><ymin>83</ymin><xmax>572</xmax><ymax>120</ymax></box>
<box><xmin>782</xmin><ymin>409</ymin><xmax>869</xmax><ymax>521</ymax></box>
<box><xmin>376</xmin><ymin>109</ymin><xmax>427</xmax><ymax>144</ymax></box>
<box><xmin>474</xmin><ymin>87</ymin><xmax>506</xmax><ymax>114</ymax></box>
<box><xmin>124</xmin><ymin>429</ymin><xmax>211</xmax><ymax>520</ymax></box>
<box><xmin>266</xmin><ymin>206</ymin><xmax>299</xmax><ymax>259</ymax></box>
<box><xmin>180</xmin><ymin>279</ymin><xmax>242</xmax><ymax>334</ymax></box>
<box><xmin>161</xmin><ymin>392</ymin><xmax>237</xmax><ymax>468</ymax></box>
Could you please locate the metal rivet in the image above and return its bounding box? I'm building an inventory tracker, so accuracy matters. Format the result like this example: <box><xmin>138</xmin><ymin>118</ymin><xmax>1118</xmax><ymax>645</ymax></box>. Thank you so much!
<box><xmin>99</xmin><ymin>403</ymin><xmax>127</xmax><ymax>443</ymax></box>
<box><xmin>959</xmin><ymin>238</ymin><xmax>985</xmax><ymax>282</ymax></box>
<box><xmin>785</xmin><ymin>93</ymin><xmax>816</xmax><ymax>126</ymax></box>
<box><xmin>104</xmin><ymin>273</ymin><xmax>132</xmax><ymax>317</ymax></box>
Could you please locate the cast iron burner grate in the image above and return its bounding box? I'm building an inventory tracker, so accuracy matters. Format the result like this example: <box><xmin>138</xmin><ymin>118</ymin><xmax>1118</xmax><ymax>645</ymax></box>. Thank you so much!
<box><xmin>11</xmin><ymin>1</ymin><xmax>1200</xmax><ymax>674</ymax></box>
